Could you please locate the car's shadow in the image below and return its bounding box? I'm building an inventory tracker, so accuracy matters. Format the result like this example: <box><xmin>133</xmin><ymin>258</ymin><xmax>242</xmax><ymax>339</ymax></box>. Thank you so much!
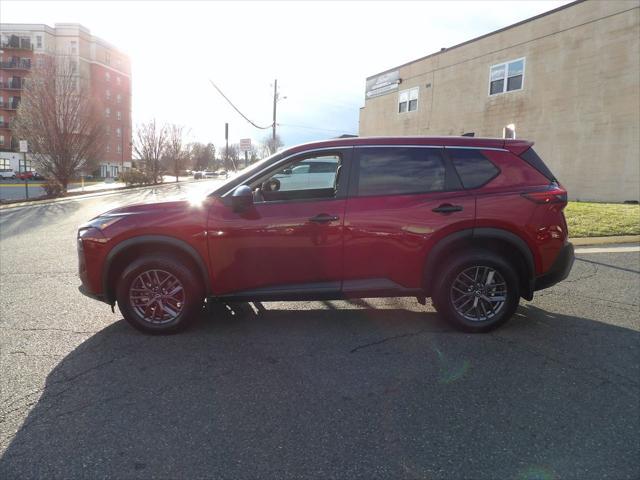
<box><xmin>1</xmin><ymin>302</ymin><xmax>638</xmax><ymax>479</ymax></box>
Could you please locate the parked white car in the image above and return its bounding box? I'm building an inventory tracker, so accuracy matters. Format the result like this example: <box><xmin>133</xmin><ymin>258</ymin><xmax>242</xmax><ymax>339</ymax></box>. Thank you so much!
<box><xmin>272</xmin><ymin>157</ymin><xmax>338</xmax><ymax>191</ymax></box>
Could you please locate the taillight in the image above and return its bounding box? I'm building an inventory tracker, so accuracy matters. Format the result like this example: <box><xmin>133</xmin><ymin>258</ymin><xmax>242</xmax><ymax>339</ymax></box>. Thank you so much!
<box><xmin>522</xmin><ymin>185</ymin><xmax>568</xmax><ymax>208</ymax></box>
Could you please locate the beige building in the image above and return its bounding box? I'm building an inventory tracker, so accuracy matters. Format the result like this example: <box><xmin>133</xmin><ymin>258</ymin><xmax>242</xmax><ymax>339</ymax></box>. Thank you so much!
<box><xmin>359</xmin><ymin>0</ymin><xmax>640</xmax><ymax>202</ymax></box>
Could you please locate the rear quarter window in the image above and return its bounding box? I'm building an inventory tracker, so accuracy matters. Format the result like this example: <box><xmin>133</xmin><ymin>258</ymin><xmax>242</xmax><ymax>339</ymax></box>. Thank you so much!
<box><xmin>448</xmin><ymin>149</ymin><xmax>499</xmax><ymax>189</ymax></box>
<box><xmin>356</xmin><ymin>147</ymin><xmax>446</xmax><ymax>196</ymax></box>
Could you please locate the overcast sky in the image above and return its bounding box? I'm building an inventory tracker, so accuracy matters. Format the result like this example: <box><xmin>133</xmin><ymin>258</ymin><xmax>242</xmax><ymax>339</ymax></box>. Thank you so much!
<box><xmin>2</xmin><ymin>0</ymin><xmax>570</xmax><ymax>149</ymax></box>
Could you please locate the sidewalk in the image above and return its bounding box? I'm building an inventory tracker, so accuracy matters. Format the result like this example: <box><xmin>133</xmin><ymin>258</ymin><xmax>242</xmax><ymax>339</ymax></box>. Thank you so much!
<box><xmin>0</xmin><ymin>178</ymin><xmax>200</xmax><ymax>210</ymax></box>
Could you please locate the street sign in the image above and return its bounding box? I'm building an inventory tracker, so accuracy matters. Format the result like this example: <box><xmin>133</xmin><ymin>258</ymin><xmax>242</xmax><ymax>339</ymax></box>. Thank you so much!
<box><xmin>19</xmin><ymin>140</ymin><xmax>28</xmax><ymax>153</ymax></box>
<box><xmin>240</xmin><ymin>138</ymin><xmax>251</xmax><ymax>152</ymax></box>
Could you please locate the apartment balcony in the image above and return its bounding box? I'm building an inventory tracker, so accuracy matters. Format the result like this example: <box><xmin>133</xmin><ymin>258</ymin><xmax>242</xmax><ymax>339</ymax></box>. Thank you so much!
<box><xmin>0</xmin><ymin>80</ymin><xmax>24</xmax><ymax>90</ymax></box>
<box><xmin>0</xmin><ymin>60</ymin><xmax>32</xmax><ymax>70</ymax></box>
<box><xmin>0</xmin><ymin>40</ymin><xmax>33</xmax><ymax>51</ymax></box>
<box><xmin>0</xmin><ymin>102</ymin><xmax>20</xmax><ymax>110</ymax></box>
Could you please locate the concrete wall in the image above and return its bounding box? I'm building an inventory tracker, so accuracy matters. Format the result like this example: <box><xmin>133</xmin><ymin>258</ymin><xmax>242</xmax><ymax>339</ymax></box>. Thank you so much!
<box><xmin>359</xmin><ymin>0</ymin><xmax>640</xmax><ymax>202</ymax></box>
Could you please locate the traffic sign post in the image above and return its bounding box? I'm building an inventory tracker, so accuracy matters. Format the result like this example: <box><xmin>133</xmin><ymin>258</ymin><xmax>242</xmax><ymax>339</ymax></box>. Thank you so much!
<box><xmin>19</xmin><ymin>140</ymin><xmax>28</xmax><ymax>200</ymax></box>
<box><xmin>240</xmin><ymin>138</ymin><xmax>251</xmax><ymax>168</ymax></box>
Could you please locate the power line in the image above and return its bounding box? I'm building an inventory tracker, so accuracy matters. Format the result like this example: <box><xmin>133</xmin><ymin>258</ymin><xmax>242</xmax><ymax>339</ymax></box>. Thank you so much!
<box><xmin>208</xmin><ymin>79</ymin><xmax>273</xmax><ymax>130</ymax></box>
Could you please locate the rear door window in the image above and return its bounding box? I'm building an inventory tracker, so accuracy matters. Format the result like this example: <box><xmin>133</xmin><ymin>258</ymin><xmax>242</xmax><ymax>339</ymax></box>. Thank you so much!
<box><xmin>355</xmin><ymin>147</ymin><xmax>446</xmax><ymax>196</ymax></box>
<box><xmin>448</xmin><ymin>149</ymin><xmax>499</xmax><ymax>189</ymax></box>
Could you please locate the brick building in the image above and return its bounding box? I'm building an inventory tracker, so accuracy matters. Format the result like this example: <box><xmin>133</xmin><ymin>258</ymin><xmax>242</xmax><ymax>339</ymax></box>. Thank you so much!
<box><xmin>0</xmin><ymin>23</ymin><xmax>132</xmax><ymax>178</ymax></box>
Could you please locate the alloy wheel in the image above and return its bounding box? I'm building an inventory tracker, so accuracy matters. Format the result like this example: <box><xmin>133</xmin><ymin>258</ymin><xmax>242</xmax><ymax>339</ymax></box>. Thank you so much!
<box><xmin>450</xmin><ymin>266</ymin><xmax>507</xmax><ymax>322</ymax></box>
<box><xmin>129</xmin><ymin>269</ymin><xmax>185</xmax><ymax>324</ymax></box>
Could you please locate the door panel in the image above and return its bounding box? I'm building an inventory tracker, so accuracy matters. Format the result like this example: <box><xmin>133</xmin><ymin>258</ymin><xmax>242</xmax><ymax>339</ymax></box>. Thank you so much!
<box><xmin>343</xmin><ymin>146</ymin><xmax>475</xmax><ymax>292</ymax></box>
<box><xmin>206</xmin><ymin>148</ymin><xmax>351</xmax><ymax>296</ymax></box>
<box><xmin>343</xmin><ymin>192</ymin><xmax>474</xmax><ymax>291</ymax></box>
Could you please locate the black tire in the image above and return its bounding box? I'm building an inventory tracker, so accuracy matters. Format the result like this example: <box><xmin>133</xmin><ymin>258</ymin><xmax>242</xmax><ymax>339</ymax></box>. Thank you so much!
<box><xmin>116</xmin><ymin>256</ymin><xmax>204</xmax><ymax>334</ymax></box>
<box><xmin>433</xmin><ymin>249</ymin><xmax>520</xmax><ymax>333</ymax></box>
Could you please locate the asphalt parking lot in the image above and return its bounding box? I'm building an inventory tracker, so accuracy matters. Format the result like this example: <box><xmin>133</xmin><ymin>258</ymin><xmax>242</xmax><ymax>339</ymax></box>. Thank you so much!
<box><xmin>0</xmin><ymin>181</ymin><xmax>638</xmax><ymax>479</ymax></box>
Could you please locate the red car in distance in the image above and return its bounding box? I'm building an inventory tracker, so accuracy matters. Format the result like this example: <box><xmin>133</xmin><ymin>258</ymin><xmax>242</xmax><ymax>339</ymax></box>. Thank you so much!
<box><xmin>78</xmin><ymin>136</ymin><xmax>574</xmax><ymax>334</ymax></box>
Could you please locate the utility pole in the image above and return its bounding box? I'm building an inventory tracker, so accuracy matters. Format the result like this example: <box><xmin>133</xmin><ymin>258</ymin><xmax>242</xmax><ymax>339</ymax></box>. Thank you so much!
<box><xmin>272</xmin><ymin>79</ymin><xmax>277</xmax><ymax>143</ymax></box>
<box><xmin>225</xmin><ymin>122</ymin><xmax>229</xmax><ymax>173</ymax></box>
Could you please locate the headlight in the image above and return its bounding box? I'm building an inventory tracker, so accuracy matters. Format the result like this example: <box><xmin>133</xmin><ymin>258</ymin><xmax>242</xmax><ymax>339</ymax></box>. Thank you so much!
<box><xmin>84</xmin><ymin>215</ymin><xmax>125</xmax><ymax>231</ymax></box>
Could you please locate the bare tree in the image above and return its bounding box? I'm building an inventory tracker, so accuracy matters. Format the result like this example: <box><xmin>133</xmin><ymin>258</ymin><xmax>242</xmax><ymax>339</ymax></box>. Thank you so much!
<box><xmin>163</xmin><ymin>124</ymin><xmax>189</xmax><ymax>182</ymax></box>
<box><xmin>190</xmin><ymin>142</ymin><xmax>216</xmax><ymax>171</ymax></box>
<box><xmin>219</xmin><ymin>144</ymin><xmax>240</xmax><ymax>171</ymax></box>
<box><xmin>133</xmin><ymin>119</ymin><xmax>167</xmax><ymax>184</ymax></box>
<box><xmin>12</xmin><ymin>57</ymin><xmax>106</xmax><ymax>192</ymax></box>
<box><xmin>261</xmin><ymin>133</ymin><xmax>284</xmax><ymax>156</ymax></box>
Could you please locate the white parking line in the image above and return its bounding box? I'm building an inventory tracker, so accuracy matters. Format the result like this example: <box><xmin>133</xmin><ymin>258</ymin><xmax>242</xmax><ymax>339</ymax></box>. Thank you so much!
<box><xmin>575</xmin><ymin>246</ymin><xmax>640</xmax><ymax>254</ymax></box>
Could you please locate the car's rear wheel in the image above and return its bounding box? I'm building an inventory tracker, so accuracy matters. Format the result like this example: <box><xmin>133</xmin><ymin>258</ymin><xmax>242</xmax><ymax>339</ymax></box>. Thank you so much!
<box><xmin>433</xmin><ymin>249</ymin><xmax>520</xmax><ymax>333</ymax></box>
<box><xmin>116</xmin><ymin>256</ymin><xmax>203</xmax><ymax>334</ymax></box>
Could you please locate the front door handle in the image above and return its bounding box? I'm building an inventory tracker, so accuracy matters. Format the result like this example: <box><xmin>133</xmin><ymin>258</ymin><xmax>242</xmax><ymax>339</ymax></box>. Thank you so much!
<box><xmin>309</xmin><ymin>214</ymin><xmax>339</xmax><ymax>223</ymax></box>
<box><xmin>432</xmin><ymin>204</ymin><xmax>463</xmax><ymax>214</ymax></box>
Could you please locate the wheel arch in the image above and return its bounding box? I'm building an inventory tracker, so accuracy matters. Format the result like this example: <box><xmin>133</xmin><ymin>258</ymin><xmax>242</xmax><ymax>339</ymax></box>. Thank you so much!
<box><xmin>102</xmin><ymin>235</ymin><xmax>211</xmax><ymax>305</ymax></box>
<box><xmin>424</xmin><ymin>228</ymin><xmax>535</xmax><ymax>300</ymax></box>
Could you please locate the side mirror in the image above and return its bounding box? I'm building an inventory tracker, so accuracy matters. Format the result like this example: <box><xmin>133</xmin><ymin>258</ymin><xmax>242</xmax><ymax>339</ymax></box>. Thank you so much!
<box><xmin>231</xmin><ymin>185</ymin><xmax>253</xmax><ymax>212</ymax></box>
<box><xmin>282</xmin><ymin>168</ymin><xmax>292</xmax><ymax>175</ymax></box>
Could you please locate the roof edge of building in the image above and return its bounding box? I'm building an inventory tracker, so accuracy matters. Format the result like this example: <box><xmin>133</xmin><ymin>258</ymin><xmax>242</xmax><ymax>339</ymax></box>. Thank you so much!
<box><xmin>366</xmin><ymin>0</ymin><xmax>586</xmax><ymax>80</ymax></box>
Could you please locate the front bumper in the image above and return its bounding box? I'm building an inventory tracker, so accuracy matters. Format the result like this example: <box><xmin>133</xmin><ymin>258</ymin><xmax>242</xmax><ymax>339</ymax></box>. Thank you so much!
<box><xmin>534</xmin><ymin>242</ymin><xmax>575</xmax><ymax>291</ymax></box>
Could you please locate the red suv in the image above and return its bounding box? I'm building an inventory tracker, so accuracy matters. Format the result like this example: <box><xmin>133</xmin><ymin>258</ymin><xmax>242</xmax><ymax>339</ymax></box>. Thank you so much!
<box><xmin>78</xmin><ymin>137</ymin><xmax>574</xmax><ymax>333</ymax></box>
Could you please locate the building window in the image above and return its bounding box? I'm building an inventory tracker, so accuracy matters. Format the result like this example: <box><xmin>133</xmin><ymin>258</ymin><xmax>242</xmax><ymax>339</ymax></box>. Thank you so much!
<box><xmin>70</xmin><ymin>41</ymin><xmax>77</xmax><ymax>55</ymax></box>
<box><xmin>0</xmin><ymin>158</ymin><xmax>10</xmax><ymax>170</ymax></box>
<box><xmin>0</xmin><ymin>135</ymin><xmax>4</xmax><ymax>146</ymax></box>
<box><xmin>116</xmin><ymin>76</ymin><xmax>121</xmax><ymax>86</ymax></box>
<box><xmin>106</xmin><ymin>89</ymin><xmax>111</xmax><ymax>100</ymax></box>
<box><xmin>116</xmin><ymin>127</ymin><xmax>122</xmax><ymax>138</ymax></box>
<box><xmin>36</xmin><ymin>35</ymin><xmax>42</xmax><ymax>48</ymax></box>
<box><xmin>105</xmin><ymin>107</ymin><xmax>111</xmax><ymax>118</ymax></box>
<box><xmin>105</xmin><ymin>52</ymin><xmax>111</xmax><ymax>65</ymax></box>
<box><xmin>106</xmin><ymin>125</ymin><xmax>111</xmax><ymax>136</ymax></box>
<box><xmin>116</xmin><ymin>111</ymin><xmax>122</xmax><ymax>121</ymax></box>
<box><xmin>489</xmin><ymin>58</ymin><xmax>525</xmax><ymax>95</ymax></box>
<box><xmin>116</xmin><ymin>143</ymin><xmax>122</xmax><ymax>153</ymax></box>
<box><xmin>106</xmin><ymin>144</ymin><xmax>110</xmax><ymax>152</ymax></box>
<box><xmin>116</xmin><ymin>94</ymin><xmax>121</xmax><ymax>104</ymax></box>
<box><xmin>398</xmin><ymin>87</ymin><xmax>418</xmax><ymax>113</ymax></box>
<box><xmin>105</xmin><ymin>72</ymin><xmax>110</xmax><ymax>82</ymax></box>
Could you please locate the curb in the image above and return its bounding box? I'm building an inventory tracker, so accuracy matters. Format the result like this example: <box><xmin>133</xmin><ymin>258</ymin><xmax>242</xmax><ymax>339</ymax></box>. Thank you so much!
<box><xmin>0</xmin><ymin>180</ymin><xmax>201</xmax><ymax>210</ymax></box>
<box><xmin>570</xmin><ymin>235</ymin><xmax>640</xmax><ymax>246</ymax></box>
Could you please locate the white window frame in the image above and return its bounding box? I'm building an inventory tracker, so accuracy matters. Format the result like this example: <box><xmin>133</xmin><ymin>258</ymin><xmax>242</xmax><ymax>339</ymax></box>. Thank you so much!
<box><xmin>116</xmin><ymin>111</ymin><xmax>122</xmax><ymax>121</ymax></box>
<box><xmin>105</xmin><ymin>72</ymin><xmax>110</xmax><ymax>82</ymax></box>
<box><xmin>105</xmin><ymin>107</ymin><xmax>111</xmax><ymax>118</ymax></box>
<box><xmin>36</xmin><ymin>35</ymin><xmax>42</xmax><ymax>49</ymax></box>
<box><xmin>398</xmin><ymin>87</ymin><xmax>419</xmax><ymax>114</ymax></box>
<box><xmin>116</xmin><ymin>127</ymin><xmax>122</xmax><ymax>138</ymax></box>
<box><xmin>488</xmin><ymin>57</ymin><xmax>525</xmax><ymax>96</ymax></box>
<box><xmin>116</xmin><ymin>93</ymin><xmax>122</xmax><ymax>104</ymax></box>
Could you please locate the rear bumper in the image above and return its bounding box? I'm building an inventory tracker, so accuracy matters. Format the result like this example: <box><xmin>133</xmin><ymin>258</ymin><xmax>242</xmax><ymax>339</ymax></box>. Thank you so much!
<box><xmin>534</xmin><ymin>242</ymin><xmax>574</xmax><ymax>291</ymax></box>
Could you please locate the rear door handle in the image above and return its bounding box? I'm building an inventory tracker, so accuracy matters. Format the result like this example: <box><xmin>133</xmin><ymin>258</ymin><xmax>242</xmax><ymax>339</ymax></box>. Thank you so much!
<box><xmin>309</xmin><ymin>214</ymin><xmax>339</xmax><ymax>223</ymax></box>
<box><xmin>432</xmin><ymin>204</ymin><xmax>463</xmax><ymax>214</ymax></box>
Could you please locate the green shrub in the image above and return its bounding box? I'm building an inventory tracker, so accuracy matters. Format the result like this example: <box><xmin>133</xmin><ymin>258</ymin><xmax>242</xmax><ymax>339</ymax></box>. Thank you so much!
<box><xmin>121</xmin><ymin>169</ymin><xmax>154</xmax><ymax>186</ymax></box>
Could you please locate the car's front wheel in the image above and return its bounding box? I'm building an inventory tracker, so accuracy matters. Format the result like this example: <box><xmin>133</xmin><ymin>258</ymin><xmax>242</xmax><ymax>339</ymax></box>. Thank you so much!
<box><xmin>433</xmin><ymin>249</ymin><xmax>520</xmax><ymax>333</ymax></box>
<box><xmin>116</xmin><ymin>256</ymin><xmax>204</xmax><ymax>334</ymax></box>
